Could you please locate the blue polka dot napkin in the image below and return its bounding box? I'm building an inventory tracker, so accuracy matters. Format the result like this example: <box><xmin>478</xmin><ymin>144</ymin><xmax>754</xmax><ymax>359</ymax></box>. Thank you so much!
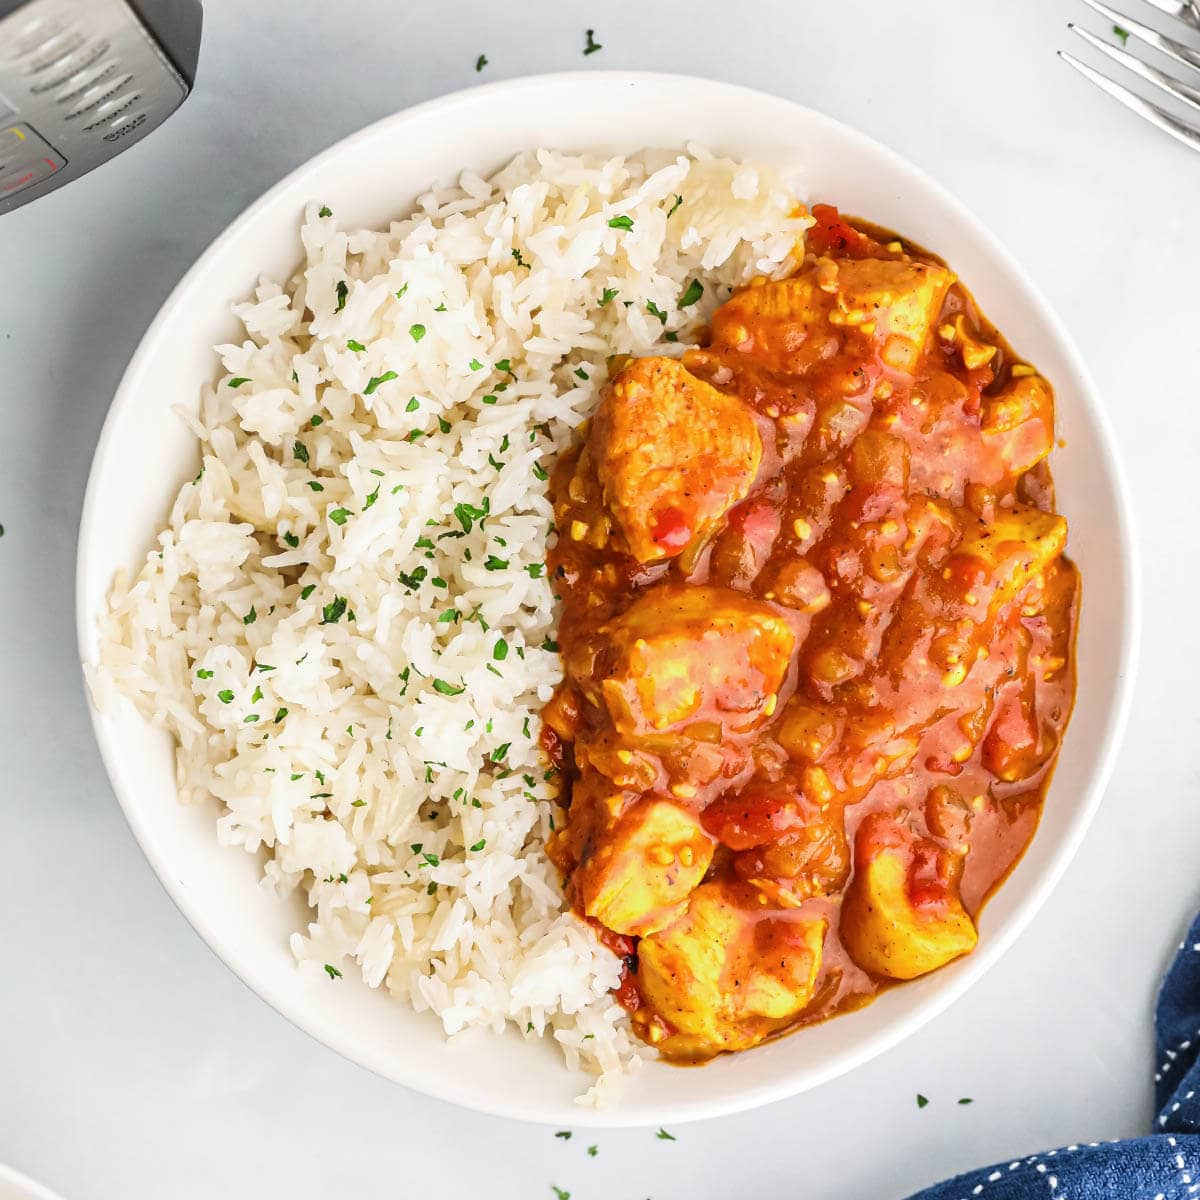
<box><xmin>906</xmin><ymin>911</ymin><xmax>1200</xmax><ymax>1199</ymax></box>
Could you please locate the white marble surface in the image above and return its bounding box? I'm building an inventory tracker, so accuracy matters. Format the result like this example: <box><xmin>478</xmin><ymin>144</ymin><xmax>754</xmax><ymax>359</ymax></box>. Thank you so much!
<box><xmin>2</xmin><ymin>1</ymin><xmax>1197</xmax><ymax>1196</ymax></box>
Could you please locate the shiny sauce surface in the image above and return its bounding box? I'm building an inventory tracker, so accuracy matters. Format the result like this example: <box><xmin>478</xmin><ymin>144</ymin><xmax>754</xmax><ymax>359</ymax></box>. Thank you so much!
<box><xmin>543</xmin><ymin>206</ymin><xmax>1079</xmax><ymax>1061</ymax></box>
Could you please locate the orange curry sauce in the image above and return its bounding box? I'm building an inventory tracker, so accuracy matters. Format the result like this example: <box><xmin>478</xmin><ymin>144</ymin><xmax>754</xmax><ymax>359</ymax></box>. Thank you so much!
<box><xmin>542</xmin><ymin>205</ymin><xmax>1079</xmax><ymax>1062</ymax></box>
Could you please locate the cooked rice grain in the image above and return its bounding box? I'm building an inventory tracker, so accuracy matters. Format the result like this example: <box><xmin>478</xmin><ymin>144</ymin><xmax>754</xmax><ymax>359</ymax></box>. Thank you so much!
<box><xmin>90</xmin><ymin>146</ymin><xmax>806</xmax><ymax>1105</ymax></box>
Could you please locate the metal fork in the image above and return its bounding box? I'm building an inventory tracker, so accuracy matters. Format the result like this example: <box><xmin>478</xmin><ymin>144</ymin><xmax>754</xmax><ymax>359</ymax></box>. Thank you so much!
<box><xmin>1060</xmin><ymin>0</ymin><xmax>1200</xmax><ymax>152</ymax></box>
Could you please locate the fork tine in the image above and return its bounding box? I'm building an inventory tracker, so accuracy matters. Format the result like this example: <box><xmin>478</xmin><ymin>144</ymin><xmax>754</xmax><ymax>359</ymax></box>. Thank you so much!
<box><xmin>1076</xmin><ymin>0</ymin><xmax>1200</xmax><ymax>70</ymax></box>
<box><xmin>1138</xmin><ymin>0</ymin><xmax>1200</xmax><ymax>25</ymax></box>
<box><xmin>1059</xmin><ymin>49</ymin><xmax>1200</xmax><ymax>152</ymax></box>
<box><xmin>1069</xmin><ymin>21</ymin><xmax>1200</xmax><ymax>108</ymax></box>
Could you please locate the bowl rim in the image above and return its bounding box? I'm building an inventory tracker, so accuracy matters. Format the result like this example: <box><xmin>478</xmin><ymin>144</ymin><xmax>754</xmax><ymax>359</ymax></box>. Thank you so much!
<box><xmin>75</xmin><ymin>69</ymin><xmax>1141</xmax><ymax>1126</ymax></box>
<box><xmin>0</xmin><ymin>1163</ymin><xmax>66</xmax><ymax>1200</ymax></box>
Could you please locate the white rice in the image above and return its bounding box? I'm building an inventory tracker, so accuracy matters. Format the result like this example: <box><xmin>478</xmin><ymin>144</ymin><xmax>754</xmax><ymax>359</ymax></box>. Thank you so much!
<box><xmin>89</xmin><ymin>146</ymin><xmax>806</xmax><ymax>1105</ymax></box>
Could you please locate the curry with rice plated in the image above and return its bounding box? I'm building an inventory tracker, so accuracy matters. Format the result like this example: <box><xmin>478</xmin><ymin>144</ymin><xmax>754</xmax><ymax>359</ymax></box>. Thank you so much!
<box><xmin>544</xmin><ymin>204</ymin><xmax>1079</xmax><ymax>1062</ymax></box>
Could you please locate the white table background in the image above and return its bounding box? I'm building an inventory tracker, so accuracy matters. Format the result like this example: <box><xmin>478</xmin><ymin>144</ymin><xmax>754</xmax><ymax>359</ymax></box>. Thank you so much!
<box><xmin>2</xmin><ymin>1</ymin><xmax>1196</xmax><ymax>1196</ymax></box>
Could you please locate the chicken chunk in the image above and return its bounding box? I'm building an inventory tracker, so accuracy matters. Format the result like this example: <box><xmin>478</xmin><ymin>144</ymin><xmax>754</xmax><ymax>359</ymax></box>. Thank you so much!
<box><xmin>836</xmin><ymin>258</ymin><xmax>952</xmax><ymax>373</ymax></box>
<box><xmin>840</xmin><ymin>814</ymin><xmax>977</xmax><ymax>981</ymax></box>
<box><xmin>980</xmin><ymin>373</ymin><xmax>1054</xmax><ymax>477</ymax></box>
<box><xmin>596</xmin><ymin>586</ymin><xmax>795</xmax><ymax>736</ymax></box>
<box><xmin>709</xmin><ymin>257</ymin><xmax>951</xmax><ymax>378</ymax></box>
<box><xmin>638</xmin><ymin>882</ymin><xmax>827</xmax><ymax>1058</ymax></box>
<box><xmin>576</xmin><ymin>797</ymin><xmax>714</xmax><ymax>936</ymax></box>
<box><xmin>952</xmin><ymin>504</ymin><xmax>1067</xmax><ymax>615</ymax></box>
<box><xmin>590</xmin><ymin>357</ymin><xmax>762</xmax><ymax>563</ymax></box>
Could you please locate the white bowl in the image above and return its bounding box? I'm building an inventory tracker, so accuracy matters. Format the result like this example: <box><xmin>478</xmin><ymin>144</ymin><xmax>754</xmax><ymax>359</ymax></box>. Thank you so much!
<box><xmin>76</xmin><ymin>71</ymin><xmax>1139</xmax><ymax>1126</ymax></box>
<box><xmin>0</xmin><ymin>1165</ymin><xmax>65</xmax><ymax>1200</ymax></box>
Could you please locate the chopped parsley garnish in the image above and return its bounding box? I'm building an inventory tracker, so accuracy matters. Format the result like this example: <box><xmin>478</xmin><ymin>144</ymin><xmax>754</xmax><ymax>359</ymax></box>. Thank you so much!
<box><xmin>422</xmin><ymin>852</ymin><xmax>440</xmax><ymax>867</ymax></box>
<box><xmin>646</xmin><ymin>300</ymin><xmax>668</xmax><ymax>325</ymax></box>
<box><xmin>469</xmin><ymin>358</ymin><xmax>484</xmax><ymax>371</ymax></box>
<box><xmin>328</xmin><ymin>507</ymin><xmax>351</xmax><ymax>526</ymax></box>
<box><xmin>217</xmin><ymin>689</ymin><xmax>234</xmax><ymax>704</ymax></box>
<box><xmin>409</xmin><ymin>323</ymin><xmax>426</xmax><ymax>343</ymax></box>
<box><xmin>607</xmin><ymin>215</ymin><xmax>633</xmax><ymax>231</ymax></box>
<box><xmin>554</xmin><ymin>1131</ymin><xmax>572</xmax><ymax>1141</ymax></box>
<box><xmin>346</xmin><ymin>339</ymin><xmax>365</xmax><ymax>352</ymax></box>
<box><xmin>351</xmin><ymin>798</ymin><xmax>365</xmax><ymax>807</ymax></box>
<box><xmin>573</xmin><ymin>367</ymin><xmax>588</xmax><ymax>381</ymax></box>
<box><xmin>491</xmin><ymin>742</ymin><xmax>511</xmax><ymax>762</ymax></box>
<box><xmin>525</xmin><ymin>563</ymin><xmax>544</xmax><ymax>578</ymax></box>
<box><xmin>482</xmin><ymin>394</ymin><xmax>497</xmax><ymax>405</ymax></box>
<box><xmin>1113</xmin><ymin>23</ymin><xmax>1130</xmax><ymax>43</ymax></box>
<box><xmin>917</xmin><ymin>1093</ymin><xmax>929</xmax><ymax>1108</ymax></box>
<box><xmin>958</xmin><ymin>1097</ymin><xmax>974</xmax><ymax>1106</ymax></box>
<box><xmin>273</xmin><ymin>708</ymin><xmax>288</xmax><ymax>723</ymax></box>
<box><xmin>251</xmin><ymin>685</ymin><xmax>263</xmax><ymax>703</ymax></box>
<box><xmin>395</xmin><ymin>283</ymin><xmax>409</xmax><ymax>301</ymax></box>
<box><xmin>283</xmin><ymin>532</ymin><xmax>299</xmax><ymax>548</ymax></box>
<box><xmin>679</xmin><ymin>279</ymin><xmax>703</xmax><ymax>307</ymax></box>
<box><xmin>511</xmin><ymin>247</ymin><xmax>530</xmax><ymax>268</ymax></box>
<box><xmin>255</xmin><ymin>662</ymin><xmax>275</xmax><ymax>673</ymax></box>
<box><xmin>293</xmin><ymin>440</ymin><xmax>309</xmax><ymax>464</ymax></box>
<box><xmin>656</xmin><ymin>1128</ymin><xmax>676</xmax><ymax>1141</ymax></box>
<box><xmin>475</xmin><ymin>52</ymin><xmax>488</xmax><ymax>71</ymax></box>
<box><xmin>484</xmin><ymin>555</ymin><xmax>509</xmax><ymax>571</ymax></box>
<box><xmin>583</xmin><ymin>27</ymin><xmax>602</xmax><ymax>54</ymax></box>
<box><xmin>364</xmin><ymin>371</ymin><xmax>398</xmax><ymax>395</ymax></box>
<box><xmin>433</xmin><ymin>679</ymin><xmax>465</xmax><ymax>696</ymax></box>
<box><xmin>495</xmin><ymin>359</ymin><xmax>512</xmax><ymax>373</ymax></box>
<box><xmin>196</xmin><ymin>668</ymin><xmax>213</xmax><ymax>680</ymax></box>
<box><xmin>552</xmin><ymin>1189</ymin><xmax>570</xmax><ymax>1200</ymax></box>
<box><xmin>300</xmin><ymin>584</ymin><xmax>316</xmax><ymax>600</ymax></box>
<box><xmin>541</xmin><ymin>637</ymin><xmax>558</xmax><ymax>653</ymax></box>
<box><xmin>406</xmin><ymin>396</ymin><xmax>420</xmax><ymax>412</ymax></box>
<box><xmin>324</xmin><ymin>964</ymin><xmax>342</xmax><ymax>980</ymax></box>
<box><xmin>587</xmin><ymin>1145</ymin><xmax>597</xmax><ymax>1158</ymax></box>
<box><xmin>469</xmin><ymin>838</ymin><xmax>486</xmax><ymax>852</ymax></box>
<box><xmin>426</xmin><ymin>881</ymin><xmax>438</xmax><ymax>895</ymax></box>
<box><xmin>321</xmin><ymin>596</ymin><xmax>348</xmax><ymax>624</ymax></box>
<box><xmin>243</xmin><ymin>714</ymin><xmax>259</xmax><ymax>724</ymax></box>
<box><xmin>599</xmin><ymin>287</ymin><xmax>618</xmax><ymax>306</ymax></box>
<box><xmin>664</xmin><ymin>331</ymin><xmax>679</xmax><ymax>343</ymax></box>
<box><xmin>227</xmin><ymin>377</ymin><xmax>250</xmax><ymax>388</ymax></box>
<box><xmin>310</xmin><ymin>414</ymin><xmax>324</xmax><ymax>427</ymax></box>
<box><xmin>335</xmin><ymin>281</ymin><xmax>348</xmax><ymax>312</ymax></box>
<box><xmin>363</xmin><ymin>485</ymin><xmax>380</xmax><ymax>510</ymax></box>
<box><xmin>437</xmin><ymin>608</ymin><xmax>460</xmax><ymax>623</ymax></box>
<box><xmin>493</xmin><ymin>638</ymin><xmax>509</xmax><ymax>661</ymax></box>
<box><xmin>318</xmin><ymin>205</ymin><xmax>332</xmax><ymax>218</ymax></box>
<box><xmin>438</xmin><ymin>416</ymin><xmax>452</xmax><ymax>434</ymax></box>
<box><xmin>242</xmin><ymin>606</ymin><xmax>257</xmax><ymax>625</ymax></box>
<box><xmin>532</xmin><ymin>463</ymin><xmax>549</xmax><ymax>481</ymax></box>
<box><xmin>398</xmin><ymin>566</ymin><xmax>428</xmax><ymax>590</ymax></box>
<box><xmin>667</xmin><ymin>193</ymin><xmax>684</xmax><ymax>217</ymax></box>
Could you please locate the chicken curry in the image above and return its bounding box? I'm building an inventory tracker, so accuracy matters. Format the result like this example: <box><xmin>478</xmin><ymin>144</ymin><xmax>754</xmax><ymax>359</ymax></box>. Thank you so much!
<box><xmin>543</xmin><ymin>205</ymin><xmax>1079</xmax><ymax>1062</ymax></box>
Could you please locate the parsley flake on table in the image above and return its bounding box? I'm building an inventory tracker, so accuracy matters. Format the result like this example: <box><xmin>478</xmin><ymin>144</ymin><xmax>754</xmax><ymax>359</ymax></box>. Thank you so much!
<box><xmin>958</xmin><ymin>1097</ymin><xmax>974</xmax><ymax>1105</ymax></box>
<box><xmin>916</xmin><ymin>1093</ymin><xmax>929</xmax><ymax>1108</ymax></box>
<box><xmin>655</xmin><ymin>1127</ymin><xmax>676</xmax><ymax>1141</ymax></box>
<box><xmin>476</xmin><ymin>53</ymin><xmax>488</xmax><ymax>71</ymax></box>
<box><xmin>552</xmin><ymin>1188</ymin><xmax>571</xmax><ymax>1200</ymax></box>
<box><xmin>587</xmin><ymin>1145</ymin><xmax>598</xmax><ymax>1158</ymax></box>
<box><xmin>554</xmin><ymin>1130</ymin><xmax>572</xmax><ymax>1140</ymax></box>
<box><xmin>1112</xmin><ymin>23</ymin><xmax>1130</xmax><ymax>43</ymax></box>
<box><xmin>583</xmin><ymin>27</ymin><xmax>602</xmax><ymax>54</ymax></box>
